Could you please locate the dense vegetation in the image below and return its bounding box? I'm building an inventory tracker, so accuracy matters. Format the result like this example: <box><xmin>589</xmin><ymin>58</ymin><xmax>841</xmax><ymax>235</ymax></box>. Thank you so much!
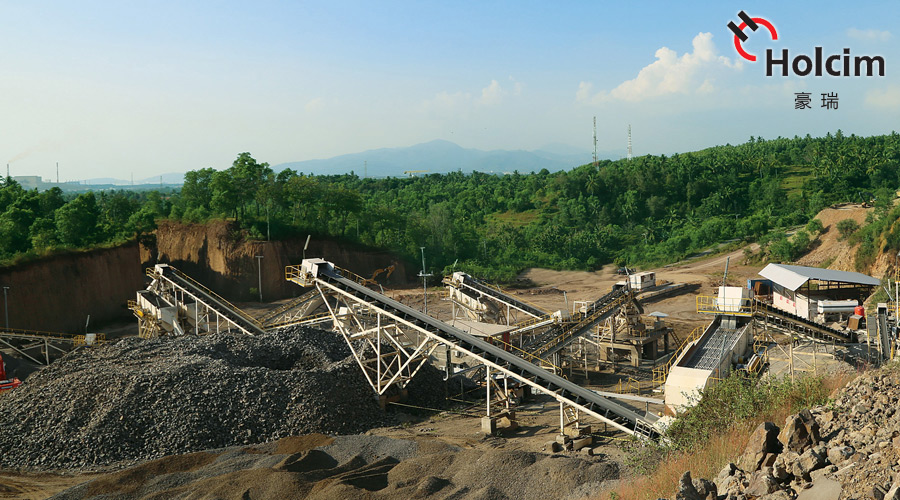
<box><xmin>0</xmin><ymin>182</ymin><xmax>166</xmax><ymax>265</ymax></box>
<box><xmin>3</xmin><ymin>131</ymin><xmax>900</xmax><ymax>276</ymax></box>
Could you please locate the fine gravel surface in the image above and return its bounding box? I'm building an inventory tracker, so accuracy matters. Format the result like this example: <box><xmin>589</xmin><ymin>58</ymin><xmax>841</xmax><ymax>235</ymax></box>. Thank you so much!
<box><xmin>50</xmin><ymin>433</ymin><xmax>621</xmax><ymax>500</ymax></box>
<box><xmin>0</xmin><ymin>326</ymin><xmax>398</xmax><ymax>470</ymax></box>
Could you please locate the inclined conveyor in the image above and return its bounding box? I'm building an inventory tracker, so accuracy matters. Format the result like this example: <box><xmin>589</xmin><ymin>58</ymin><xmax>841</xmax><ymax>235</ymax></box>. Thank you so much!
<box><xmin>291</xmin><ymin>260</ymin><xmax>660</xmax><ymax>440</ymax></box>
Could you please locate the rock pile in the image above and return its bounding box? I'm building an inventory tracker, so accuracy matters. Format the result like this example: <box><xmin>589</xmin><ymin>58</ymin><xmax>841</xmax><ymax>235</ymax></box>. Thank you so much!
<box><xmin>669</xmin><ymin>364</ymin><xmax>900</xmax><ymax>500</ymax></box>
<box><xmin>0</xmin><ymin>326</ymin><xmax>400</xmax><ymax>470</ymax></box>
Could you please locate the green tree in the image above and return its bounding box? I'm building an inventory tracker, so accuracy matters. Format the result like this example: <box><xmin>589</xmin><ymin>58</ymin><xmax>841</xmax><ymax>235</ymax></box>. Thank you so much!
<box><xmin>29</xmin><ymin>217</ymin><xmax>58</xmax><ymax>251</ymax></box>
<box><xmin>55</xmin><ymin>192</ymin><xmax>100</xmax><ymax>247</ymax></box>
<box><xmin>0</xmin><ymin>207</ymin><xmax>35</xmax><ymax>256</ymax></box>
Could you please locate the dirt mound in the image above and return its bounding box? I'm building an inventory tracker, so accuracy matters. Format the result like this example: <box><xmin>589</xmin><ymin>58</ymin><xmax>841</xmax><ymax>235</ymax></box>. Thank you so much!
<box><xmin>797</xmin><ymin>204</ymin><xmax>870</xmax><ymax>270</ymax></box>
<box><xmin>51</xmin><ymin>434</ymin><xmax>620</xmax><ymax>500</ymax></box>
<box><xmin>0</xmin><ymin>327</ymin><xmax>391</xmax><ymax>470</ymax></box>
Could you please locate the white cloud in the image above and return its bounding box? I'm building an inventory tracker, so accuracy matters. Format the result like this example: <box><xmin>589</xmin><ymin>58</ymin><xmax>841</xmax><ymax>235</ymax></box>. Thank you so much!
<box><xmin>423</xmin><ymin>79</ymin><xmax>523</xmax><ymax>112</ymax></box>
<box><xmin>304</xmin><ymin>97</ymin><xmax>325</xmax><ymax>113</ymax></box>
<box><xmin>847</xmin><ymin>28</ymin><xmax>892</xmax><ymax>42</ymax></box>
<box><xmin>577</xmin><ymin>32</ymin><xmax>741</xmax><ymax>104</ymax></box>
<box><xmin>481</xmin><ymin>80</ymin><xmax>503</xmax><ymax>105</ymax></box>
<box><xmin>865</xmin><ymin>86</ymin><xmax>900</xmax><ymax>109</ymax></box>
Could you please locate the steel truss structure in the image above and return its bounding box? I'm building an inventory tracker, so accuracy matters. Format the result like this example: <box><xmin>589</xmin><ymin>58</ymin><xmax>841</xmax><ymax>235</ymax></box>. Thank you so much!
<box><xmin>287</xmin><ymin>258</ymin><xmax>660</xmax><ymax>440</ymax></box>
<box><xmin>130</xmin><ymin>264</ymin><xmax>267</xmax><ymax>338</ymax></box>
<box><xmin>0</xmin><ymin>328</ymin><xmax>105</xmax><ymax>365</ymax></box>
<box><xmin>444</xmin><ymin>272</ymin><xmax>546</xmax><ymax>325</ymax></box>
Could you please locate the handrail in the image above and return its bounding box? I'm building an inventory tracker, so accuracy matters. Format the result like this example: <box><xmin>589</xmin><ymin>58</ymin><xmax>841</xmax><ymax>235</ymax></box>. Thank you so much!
<box><xmin>696</xmin><ymin>296</ymin><xmax>755</xmax><ymax>316</ymax></box>
<box><xmin>266</xmin><ymin>311</ymin><xmax>334</xmax><ymax>329</ymax></box>
<box><xmin>530</xmin><ymin>292</ymin><xmax>628</xmax><ymax>358</ymax></box>
<box><xmin>168</xmin><ymin>268</ymin><xmax>265</xmax><ymax>329</ymax></box>
<box><xmin>259</xmin><ymin>289</ymin><xmax>322</xmax><ymax>326</ymax></box>
<box><xmin>478</xmin><ymin>281</ymin><xmax>548</xmax><ymax>316</ymax></box>
<box><xmin>492</xmin><ymin>337</ymin><xmax>566</xmax><ymax>375</ymax></box>
<box><xmin>0</xmin><ymin>328</ymin><xmax>105</xmax><ymax>345</ymax></box>
<box><xmin>652</xmin><ymin>325</ymin><xmax>704</xmax><ymax>385</ymax></box>
<box><xmin>616</xmin><ymin>377</ymin><xmax>657</xmax><ymax>396</ymax></box>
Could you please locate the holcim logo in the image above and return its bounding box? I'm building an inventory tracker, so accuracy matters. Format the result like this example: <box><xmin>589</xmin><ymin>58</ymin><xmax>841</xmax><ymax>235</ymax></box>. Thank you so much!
<box><xmin>727</xmin><ymin>10</ymin><xmax>885</xmax><ymax>77</ymax></box>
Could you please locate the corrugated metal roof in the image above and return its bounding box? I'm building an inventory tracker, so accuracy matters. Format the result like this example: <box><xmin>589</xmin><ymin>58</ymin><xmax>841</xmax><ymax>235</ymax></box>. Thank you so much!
<box><xmin>759</xmin><ymin>263</ymin><xmax>880</xmax><ymax>291</ymax></box>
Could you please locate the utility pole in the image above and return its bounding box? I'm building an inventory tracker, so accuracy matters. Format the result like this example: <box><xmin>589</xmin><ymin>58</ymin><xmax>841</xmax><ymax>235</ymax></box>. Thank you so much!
<box><xmin>2</xmin><ymin>286</ymin><xmax>9</xmax><ymax>329</ymax></box>
<box><xmin>627</xmin><ymin>124</ymin><xmax>633</xmax><ymax>160</ymax></box>
<box><xmin>592</xmin><ymin>117</ymin><xmax>598</xmax><ymax>168</ymax></box>
<box><xmin>419</xmin><ymin>247</ymin><xmax>432</xmax><ymax>314</ymax></box>
<box><xmin>255</xmin><ymin>256</ymin><xmax>264</xmax><ymax>302</ymax></box>
<box><xmin>56</xmin><ymin>162</ymin><xmax>59</xmax><ymax>184</ymax></box>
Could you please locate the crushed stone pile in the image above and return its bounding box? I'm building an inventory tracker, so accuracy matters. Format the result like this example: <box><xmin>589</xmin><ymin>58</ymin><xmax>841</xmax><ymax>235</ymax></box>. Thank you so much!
<box><xmin>0</xmin><ymin>326</ymin><xmax>398</xmax><ymax>470</ymax></box>
<box><xmin>669</xmin><ymin>364</ymin><xmax>900</xmax><ymax>500</ymax></box>
<box><xmin>51</xmin><ymin>434</ymin><xmax>620</xmax><ymax>500</ymax></box>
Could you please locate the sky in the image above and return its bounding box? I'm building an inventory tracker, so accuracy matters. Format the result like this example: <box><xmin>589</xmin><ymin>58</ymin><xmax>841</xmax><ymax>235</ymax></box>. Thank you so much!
<box><xmin>1</xmin><ymin>1</ymin><xmax>898</xmax><ymax>181</ymax></box>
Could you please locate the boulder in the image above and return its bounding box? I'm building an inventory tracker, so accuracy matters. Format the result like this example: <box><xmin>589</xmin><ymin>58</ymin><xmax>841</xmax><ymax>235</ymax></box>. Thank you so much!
<box><xmin>795</xmin><ymin>447</ymin><xmax>826</xmax><ymax>480</ymax></box>
<box><xmin>779</xmin><ymin>410</ymin><xmax>821</xmax><ymax>453</ymax></box>
<box><xmin>739</xmin><ymin>422</ymin><xmax>782</xmax><ymax>472</ymax></box>
<box><xmin>826</xmin><ymin>445</ymin><xmax>854</xmax><ymax>465</ymax></box>
<box><xmin>675</xmin><ymin>471</ymin><xmax>702</xmax><ymax>500</ymax></box>
<box><xmin>693</xmin><ymin>477</ymin><xmax>717</xmax><ymax>500</ymax></box>
<box><xmin>744</xmin><ymin>470</ymin><xmax>780</xmax><ymax>497</ymax></box>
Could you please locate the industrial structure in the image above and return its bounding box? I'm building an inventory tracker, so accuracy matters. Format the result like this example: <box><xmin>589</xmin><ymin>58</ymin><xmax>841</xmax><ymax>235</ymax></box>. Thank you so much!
<box><xmin>117</xmin><ymin>257</ymin><xmax>896</xmax><ymax>444</ymax></box>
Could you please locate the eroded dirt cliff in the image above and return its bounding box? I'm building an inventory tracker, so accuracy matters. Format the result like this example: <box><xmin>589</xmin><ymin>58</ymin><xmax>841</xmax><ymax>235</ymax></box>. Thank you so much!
<box><xmin>152</xmin><ymin>220</ymin><xmax>410</xmax><ymax>301</ymax></box>
<box><xmin>0</xmin><ymin>244</ymin><xmax>144</xmax><ymax>332</ymax></box>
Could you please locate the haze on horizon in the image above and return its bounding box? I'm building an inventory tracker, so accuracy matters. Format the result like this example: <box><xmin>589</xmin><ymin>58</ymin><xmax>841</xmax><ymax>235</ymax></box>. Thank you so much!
<box><xmin>1</xmin><ymin>1</ymin><xmax>897</xmax><ymax>182</ymax></box>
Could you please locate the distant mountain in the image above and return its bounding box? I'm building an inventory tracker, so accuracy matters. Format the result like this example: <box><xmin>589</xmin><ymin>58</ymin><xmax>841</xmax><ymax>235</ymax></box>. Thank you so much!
<box><xmin>275</xmin><ymin>140</ymin><xmax>613</xmax><ymax>177</ymax></box>
<box><xmin>84</xmin><ymin>172</ymin><xmax>184</xmax><ymax>186</ymax></box>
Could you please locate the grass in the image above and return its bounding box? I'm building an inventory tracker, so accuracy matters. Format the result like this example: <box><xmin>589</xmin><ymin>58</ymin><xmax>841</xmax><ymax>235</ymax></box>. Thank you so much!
<box><xmin>0</xmin><ymin>237</ymin><xmax>139</xmax><ymax>270</ymax></box>
<box><xmin>487</xmin><ymin>209</ymin><xmax>539</xmax><ymax>228</ymax></box>
<box><xmin>599</xmin><ymin>370</ymin><xmax>857</xmax><ymax>500</ymax></box>
<box><xmin>780</xmin><ymin>164</ymin><xmax>814</xmax><ymax>197</ymax></box>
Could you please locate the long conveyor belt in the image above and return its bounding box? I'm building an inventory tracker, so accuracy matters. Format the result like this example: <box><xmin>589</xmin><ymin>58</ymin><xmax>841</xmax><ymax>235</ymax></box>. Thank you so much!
<box><xmin>157</xmin><ymin>266</ymin><xmax>267</xmax><ymax>336</ymax></box>
<box><xmin>524</xmin><ymin>288</ymin><xmax>628</xmax><ymax>359</ymax></box>
<box><xmin>752</xmin><ymin>299</ymin><xmax>853</xmax><ymax>343</ymax></box>
<box><xmin>458</xmin><ymin>274</ymin><xmax>547</xmax><ymax>318</ymax></box>
<box><xmin>306</xmin><ymin>264</ymin><xmax>659</xmax><ymax>440</ymax></box>
<box><xmin>258</xmin><ymin>289</ymin><xmax>322</xmax><ymax>327</ymax></box>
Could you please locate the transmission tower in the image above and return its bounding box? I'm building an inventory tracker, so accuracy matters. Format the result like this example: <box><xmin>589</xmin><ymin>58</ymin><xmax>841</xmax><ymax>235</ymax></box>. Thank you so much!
<box><xmin>627</xmin><ymin>124</ymin><xmax>633</xmax><ymax>160</ymax></box>
<box><xmin>592</xmin><ymin>117</ymin><xmax>598</xmax><ymax>167</ymax></box>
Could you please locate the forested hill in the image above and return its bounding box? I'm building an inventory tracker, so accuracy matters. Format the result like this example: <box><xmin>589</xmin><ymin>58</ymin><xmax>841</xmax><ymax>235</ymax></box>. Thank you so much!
<box><xmin>2</xmin><ymin>131</ymin><xmax>900</xmax><ymax>279</ymax></box>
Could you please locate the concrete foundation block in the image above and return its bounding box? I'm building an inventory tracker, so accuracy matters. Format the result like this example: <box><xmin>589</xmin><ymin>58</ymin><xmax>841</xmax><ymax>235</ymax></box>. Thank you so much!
<box><xmin>573</xmin><ymin>436</ymin><xmax>593</xmax><ymax>451</ymax></box>
<box><xmin>481</xmin><ymin>416</ymin><xmax>497</xmax><ymax>434</ymax></box>
<box><xmin>564</xmin><ymin>425</ymin><xmax>592</xmax><ymax>438</ymax></box>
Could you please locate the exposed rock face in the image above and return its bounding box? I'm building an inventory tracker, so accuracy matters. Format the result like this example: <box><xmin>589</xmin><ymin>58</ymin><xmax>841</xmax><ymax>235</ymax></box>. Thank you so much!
<box><xmin>668</xmin><ymin>364</ymin><xmax>900</xmax><ymax>500</ymax></box>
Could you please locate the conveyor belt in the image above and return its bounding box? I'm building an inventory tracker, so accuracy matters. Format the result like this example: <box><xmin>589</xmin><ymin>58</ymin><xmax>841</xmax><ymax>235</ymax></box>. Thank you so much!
<box><xmin>307</xmin><ymin>265</ymin><xmax>659</xmax><ymax>440</ymax></box>
<box><xmin>753</xmin><ymin>299</ymin><xmax>853</xmax><ymax>343</ymax></box>
<box><xmin>0</xmin><ymin>328</ymin><xmax>102</xmax><ymax>365</ymax></box>
<box><xmin>681</xmin><ymin>324</ymin><xmax>746</xmax><ymax>371</ymax></box>
<box><xmin>457</xmin><ymin>275</ymin><xmax>546</xmax><ymax>318</ymax></box>
<box><xmin>258</xmin><ymin>289</ymin><xmax>322</xmax><ymax>327</ymax></box>
<box><xmin>525</xmin><ymin>288</ymin><xmax>628</xmax><ymax>359</ymax></box>
<box><xmin>158</xmin><ymin>266</ymin><xmax>267</xmax><ymax>336</ymax></box>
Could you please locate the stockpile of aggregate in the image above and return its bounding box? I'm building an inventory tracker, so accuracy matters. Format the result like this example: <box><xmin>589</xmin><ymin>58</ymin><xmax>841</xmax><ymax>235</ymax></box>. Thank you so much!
<box><xmin>0</xmin><ymin>326</ymin><xmax>395</xmax><ymax>470</ymax></box>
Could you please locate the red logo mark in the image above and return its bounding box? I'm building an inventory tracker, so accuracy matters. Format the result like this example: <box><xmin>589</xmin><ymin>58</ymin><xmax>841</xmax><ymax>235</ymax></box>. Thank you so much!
<box><xmin>728</xmin><ymin>11</ymin><xmax>778</xmax><ymax>62</ymax></box>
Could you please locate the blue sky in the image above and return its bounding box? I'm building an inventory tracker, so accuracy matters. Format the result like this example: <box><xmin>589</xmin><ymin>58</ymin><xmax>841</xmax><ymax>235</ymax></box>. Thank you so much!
<box><xmin>1</xmin><ymin>1</ymin><xmax>897</xmax><ymax>180</ymax></box>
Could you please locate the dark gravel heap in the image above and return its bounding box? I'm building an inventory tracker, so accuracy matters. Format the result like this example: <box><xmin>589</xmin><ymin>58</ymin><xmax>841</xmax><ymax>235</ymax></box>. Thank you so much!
<box><xmin>0</xmin><ymin>326</ymin><xmax>391</xmax><ymax>470</ymax></box>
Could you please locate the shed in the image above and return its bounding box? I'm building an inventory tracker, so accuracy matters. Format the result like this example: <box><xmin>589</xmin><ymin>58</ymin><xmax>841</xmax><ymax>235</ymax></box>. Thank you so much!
<box><xmin>758</xmin><ymin>264</ymin><xmax>878</xmax><ymax>320</ymax></box>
